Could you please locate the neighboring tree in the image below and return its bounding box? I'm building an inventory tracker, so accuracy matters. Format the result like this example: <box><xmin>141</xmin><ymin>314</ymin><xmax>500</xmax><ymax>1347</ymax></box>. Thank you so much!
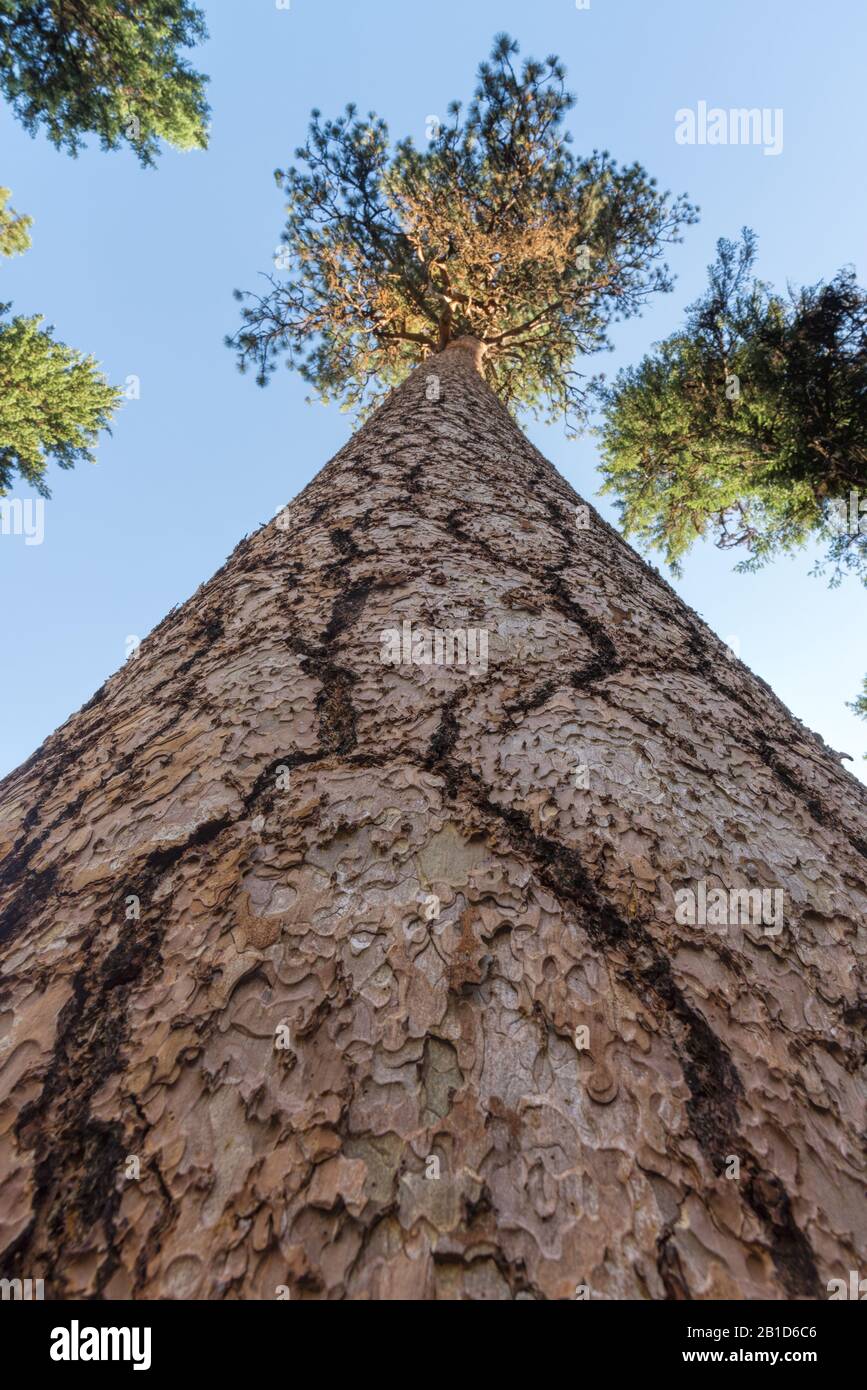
<box><xmin>0</xmin><ymin>0</ymin><xmax>210</xmax><ymax>165</ymax></box>
<box><xmin>0</xmin><ymin>1</ymin><xmax>210</xmax><ymax>493</ymax></box>
<box><xmin>0</xmin><ymin>304</ymin><xmax>120</xmax><ymax>495</ymax></box>
<box><xmin>596</xmin><ymin>230</ymin><xmax>867</xmax><ymax>581</ymax></box>
<box><xmin>0</xmin><ymin>185</ymin><xmax>31</xmax><ymax>257</ymax></box>
<box><xmin>595</xmin><ymin>230</ymin><xmax>867</xmax><ymax>725</ymax></box>
<box><xmin>1</xmin><ymin>37</ymin><xmax>865</xmax><ymax>1304</ymax></box>
<box><xmin>229</xmin><ymin>32</ymin><xmax>696</xmax><ymax>424</ymax></box>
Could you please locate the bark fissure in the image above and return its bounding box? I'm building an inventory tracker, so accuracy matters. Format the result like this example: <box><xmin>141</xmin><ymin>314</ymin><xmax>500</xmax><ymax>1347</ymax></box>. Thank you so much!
<box><xmin>423</xmin><ymin>694</ymin><xmax>822</xmax><ymax>1298</ymax></box>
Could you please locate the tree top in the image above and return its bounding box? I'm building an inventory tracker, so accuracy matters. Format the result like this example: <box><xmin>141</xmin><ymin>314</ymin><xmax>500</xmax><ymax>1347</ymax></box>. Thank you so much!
<box><xmin>230</xmin><ymin>33</ymin><xmax>697</xmax><ymax>429</ymax></box>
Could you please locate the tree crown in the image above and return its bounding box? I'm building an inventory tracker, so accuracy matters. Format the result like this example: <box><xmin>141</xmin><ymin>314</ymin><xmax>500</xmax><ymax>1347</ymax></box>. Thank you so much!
<box><xmin>229</xmin><ymin>34</ymin><xmax>696</xmax><ymax>427</ymax></box>
<box><xmin>0</xmin><ymin>305</ymin><xmax>121</xmax><ymax>495</ymax></box>
<box><xmin>0</xmin><ymin>0</ymin><xmax>210</xmax><ymax>165</ymax></box>
<box><xmin>597</xmin><ymin>230</ymin><xmax>867</xmax><ymax>587</ymax></box>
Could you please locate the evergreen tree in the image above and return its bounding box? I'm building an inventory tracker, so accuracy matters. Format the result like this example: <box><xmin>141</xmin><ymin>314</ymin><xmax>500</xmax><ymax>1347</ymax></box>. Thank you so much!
<box><xmin>0</xmin><ymin>305</ymin><xmax>120</xmax><ymax>495</ymax></box>
<box><xmin>2</xmin><ymin>35</ymin><xmax>865</xmax><ymax>1306</ymax></box>
<box><xmin>2</xmin><ymin>314</ymin><xmax>865</xmax><ymax>1305</ymax></box>
<box><xmin>229</xmin><ymin>33</ymin><xmax>696</xmax><ymax>425</ymax></box>
<box><xmin>0</xmin><ymin>0</ymin><xmax>210</xmax><ymax>165</ymax></box>
<box><xmin>597</xmin><ymin>231</ymin><xmax>867</xmax><ymax>581</ymax></box>
<box><xmin>0</xmin><ymin>1</ymin><xmax>210</xmax><ymax>494</ymax></box>
<box><xmin>596</xmin><ymin>230</ymin><xmax>867</xmax><ymax>722</ymax></box>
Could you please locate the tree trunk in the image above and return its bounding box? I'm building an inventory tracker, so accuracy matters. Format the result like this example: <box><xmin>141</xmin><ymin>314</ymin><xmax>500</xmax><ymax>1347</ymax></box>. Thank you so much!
<box><xmin>0</xmin><ymin>339</ymin><xmax>865</xmax><ymax>1301</ymax></box>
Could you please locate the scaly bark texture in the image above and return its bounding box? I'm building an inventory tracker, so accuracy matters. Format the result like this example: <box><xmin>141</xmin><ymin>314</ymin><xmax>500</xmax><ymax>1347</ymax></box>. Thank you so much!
<box><xmin>0</xmin><ymin>340</ymin><xmax>865</xmax><ymax>1300</ymax></box>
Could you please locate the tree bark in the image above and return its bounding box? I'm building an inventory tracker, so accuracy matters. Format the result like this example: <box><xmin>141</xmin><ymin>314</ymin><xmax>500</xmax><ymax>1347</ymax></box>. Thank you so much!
<box><xmin>0</xmin><ymin>341</ymin><xmax>865</xmax><ymax>1301</ymax></box>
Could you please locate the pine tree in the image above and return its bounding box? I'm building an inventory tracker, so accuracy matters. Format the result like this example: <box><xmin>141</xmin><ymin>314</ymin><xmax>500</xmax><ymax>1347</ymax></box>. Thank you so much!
<box><xmin>228</xmin><ymin>33</ymin><xmax>696</xmax><ymax>425</ymax></box>
<box><xmin>0</xmin><ymin>37</ymin><xmax>864</xmax><ymax>1302</ymax></box>
<box><xmin>0</xmin><ymin>306</ymin><xmax>120</xmax><ymax>494</ymax></box>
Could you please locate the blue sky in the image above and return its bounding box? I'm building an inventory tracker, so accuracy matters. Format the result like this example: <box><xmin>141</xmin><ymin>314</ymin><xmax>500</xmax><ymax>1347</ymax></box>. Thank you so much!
<box><xmin>1</xmin><ymin>0</ymin><xmax>865</xmax><ymax>781</ymax></box>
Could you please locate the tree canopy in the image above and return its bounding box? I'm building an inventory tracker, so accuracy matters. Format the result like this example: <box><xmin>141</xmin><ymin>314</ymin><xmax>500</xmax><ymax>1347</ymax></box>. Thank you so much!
<box><xmin>596</xmin><ymin>230</ymin><xmax>867</xmax><ymax>589</ymax></box>
<box><xmin>0</xmin><ymin>305</ymin><xmax>120</xmax><ymax>495</ymax></box>
<box><xmin>229</xmin><ymin>33</ymin><xmax>696</xmax><ymax>425</ymax></box>
<box><xmin>0</xmin><ymin>0</ymin><xmax>210</xmax><ymax>165</ymax></box>
<box><xmin>597</xmin><ymin>230</ymin><xmax>867</xmax><ymax>735</ymax></box>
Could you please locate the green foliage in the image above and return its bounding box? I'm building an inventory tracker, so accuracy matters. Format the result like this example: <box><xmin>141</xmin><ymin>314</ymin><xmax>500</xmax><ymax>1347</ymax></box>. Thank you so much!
<box><xmin>229</xmin><ymin>33</ymin><xmax>696</xmax><ymax>424</ymax></box>
<box><xmin>0</xmin><ymin>5</ymin><xmax>199</xmax><ymax>492</ymax></box>
<box><xmin>597</xmin><ymin>230</ymin><xmax>867</xmax><ymax>588</ymax></box>
<box><xmin>0</xmin><ymin>0</ymin><xmax>210</xmax><ymax>165</ymax></box>
<box><xmin>0</xmin><ymin>304</ymin><xmax>121</xmax><ymax>495</ymax></box>
<box><xmin>0</xmin><ymin>186</ymin><xmax>31</xmax><ymax>256</ymax></box>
